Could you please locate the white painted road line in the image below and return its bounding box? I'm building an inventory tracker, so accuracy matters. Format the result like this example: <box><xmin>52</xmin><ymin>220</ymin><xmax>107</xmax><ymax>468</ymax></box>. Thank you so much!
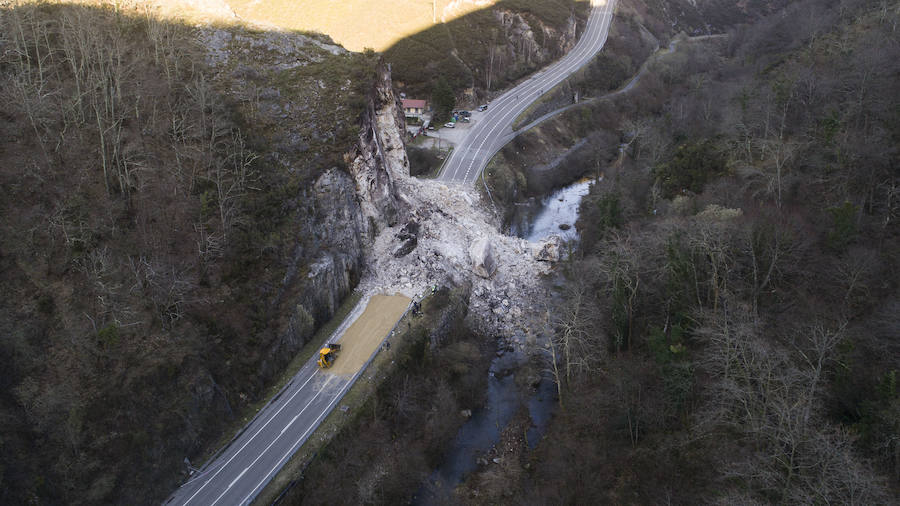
<box><xmin>209</xmin><ymin>375</ymin><xmax>336</xmax><ymax>506</ymax></box>
<box><xmin>439</xmin><ymin>0</ymin><xmax>617</xmax><ymax>185</ymax></box>
<box><xmin>227</xmin><ymin>468</ymin><xmax>248</xmax><ymax>491</ymax></box>
<box><xmin>238</xmin><ymin>376</ymin><xmax>355</xmax><ymax>505</ymax></box>
<box><xmin>179</xmin><ymin>369</ymin><xmax>319</xmax><ymax>505</ymax></box>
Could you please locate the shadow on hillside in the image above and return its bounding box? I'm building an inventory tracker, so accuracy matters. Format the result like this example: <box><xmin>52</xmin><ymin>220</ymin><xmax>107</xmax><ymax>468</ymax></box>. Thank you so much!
<box><xmin>382</xmin><ymin>0</ymin><xmax>591</xmax><ymax>99</ymax></box>
<box><xmin>0</xmin><ymin>2</ymin><xmax>371</xmax><ymax>505</ymax></box>
<box><xmin>0</xmin><ymin>0</ymin><xmax>598</xmax><ymax>504</ymax></box>
<box><xmin>0</xmin><ymin>0</ymin><xmax>732</xmax><ymax>505</ymax></box>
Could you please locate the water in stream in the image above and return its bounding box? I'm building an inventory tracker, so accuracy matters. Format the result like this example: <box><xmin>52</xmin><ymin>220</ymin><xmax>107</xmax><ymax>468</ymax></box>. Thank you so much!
<box><xmin>524</xmin><ymin>178</ymin><xmax>594</xmax><ymax>242</ymax></box>
<box><xmin>415</xmin><ymin>353</ymin><xmax>555</xmax><ymax>504</ymax></box>
<box><xmin>415</xmin><ymin>178</ymin><xmax>595</xmax><ymax>503</ymax></box>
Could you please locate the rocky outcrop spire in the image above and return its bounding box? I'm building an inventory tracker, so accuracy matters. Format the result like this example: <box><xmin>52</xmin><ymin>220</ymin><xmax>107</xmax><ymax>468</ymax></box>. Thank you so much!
<box><xmin>347</xmin><ymin>60</ymin><xmax>411</xmax><ymax>241</ymax></box>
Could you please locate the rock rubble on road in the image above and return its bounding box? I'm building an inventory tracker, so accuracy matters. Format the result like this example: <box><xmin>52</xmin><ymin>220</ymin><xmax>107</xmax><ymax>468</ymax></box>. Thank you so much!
<box><xmin>359</xmin><ymin>172</ymin><xmax>557</xmax><ymax>352</ymax></box>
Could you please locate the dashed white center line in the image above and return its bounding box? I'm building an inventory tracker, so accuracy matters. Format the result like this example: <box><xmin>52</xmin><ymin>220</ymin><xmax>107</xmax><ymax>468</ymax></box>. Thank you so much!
<box><xmin>228</xmin><ymin>468</ymin><xmax>249</xmax><ymax>490</ymax></box>
<box><xmin>439</xmin><ymin>0</ymin><xmax>616</xmax><ymax>184</ymax></box>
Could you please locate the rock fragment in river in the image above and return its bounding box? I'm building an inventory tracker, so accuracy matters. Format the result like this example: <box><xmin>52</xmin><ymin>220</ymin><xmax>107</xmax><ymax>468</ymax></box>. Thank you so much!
<box><xmin>469</xmin><ymin>237</ymin><xmax>497</xmax><ymax>278</ymax></box>
<box><xmin>532</xmin><ymin>235</ymin><xmax>561</xmax><ymax>262</ymax></box>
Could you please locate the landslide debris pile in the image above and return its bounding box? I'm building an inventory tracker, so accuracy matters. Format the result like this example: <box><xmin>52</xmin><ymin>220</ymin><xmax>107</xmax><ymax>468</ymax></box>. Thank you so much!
<box><xmin>361</xmin><ymin>174</ymin><xmax>561</xmax><ymax>353</ymax></box>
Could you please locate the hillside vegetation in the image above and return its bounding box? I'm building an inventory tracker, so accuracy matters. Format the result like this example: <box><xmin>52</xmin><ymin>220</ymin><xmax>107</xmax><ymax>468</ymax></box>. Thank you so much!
<box><xmin>384</xmin><ymin>0</ymin><xmax>589</xmax><ymax>104</ymax></box>
<box><xmin>486</xmin><ymin>0</ymin><xmax>796</xmax><ymax>225</ymax></box>
<box><xmin>226</xmin><ymin>0</ymin><xmax>585</xmax><ymax>52</ymax></box>
<box><xmin>0</xmin><ymin>2</ymin><xmax>375</xmax><ymax>503</ymax></box>
<box><xmin>465</xmin><ymin>0</ymin><xmax>899</xmax><ymax>502</ymax></box>
<box><xmin>273</xmin><ymin>285</ymin><xmax>495</xmax><ymax>505</ymax></box>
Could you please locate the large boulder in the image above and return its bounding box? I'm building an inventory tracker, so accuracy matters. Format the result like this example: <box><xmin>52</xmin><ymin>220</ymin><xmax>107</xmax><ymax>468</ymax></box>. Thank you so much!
<box><xmin>392</xmin><ymin>220</ymin><xmax>419</xmax><ymax>257</ymax></box>
<box><xmin>532</xmin><ymin>235</ymin><xmax>561</xmax><ymax>262</ymax></box>
<box><xmin>469</xmin><ymin>237</ymin><xmax>497</xmax><ymax>279</ymax></box>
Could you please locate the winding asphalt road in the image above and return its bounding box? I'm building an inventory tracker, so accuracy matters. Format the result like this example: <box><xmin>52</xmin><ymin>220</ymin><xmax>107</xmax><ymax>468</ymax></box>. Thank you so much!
<box><xmin>165</xmin><ymin>364</ymin><xmax>351</xmax><ymax>506</ymax></box>
<box><xmin>513</xmin><ymin>34</ymin><xmax>728</xmax><ymax>139</ymax></box>
<box><xmin>438</xmin><ymin>0</ymin><xmax>617</xmax><ymax>184</ymax></box>
<box><xmin>164</xmin><ymin>295</ymin><xmax>410</xmax><ymax>506</ymax></box>
<box><xmin>163</xmin><ymin>3</ymin><xmax>619</xmax><ymax>503</ymax></box>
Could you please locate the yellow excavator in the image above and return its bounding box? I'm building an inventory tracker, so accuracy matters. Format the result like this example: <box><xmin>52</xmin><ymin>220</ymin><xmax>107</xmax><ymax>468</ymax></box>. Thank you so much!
<box><xmin>317</xmin><ymin>343</ymin><xmax>342</xmax><ymax>369</ymax></box>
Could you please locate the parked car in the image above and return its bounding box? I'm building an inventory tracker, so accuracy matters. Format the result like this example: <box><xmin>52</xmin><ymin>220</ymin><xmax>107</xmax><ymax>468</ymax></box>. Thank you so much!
<box><xmin>460</xmin><ymin>111</ymin><xmax>471</xmax><ymax>118</ymax></box>
<box><xmin>477</xmin><ymin>104</ymin><xmax>488</xmax><ymax>111</ymax></box>
<box><xmin>444</xmin><ymin>122</ymin><xmax>456</xmax><ymax>128</ymax></box>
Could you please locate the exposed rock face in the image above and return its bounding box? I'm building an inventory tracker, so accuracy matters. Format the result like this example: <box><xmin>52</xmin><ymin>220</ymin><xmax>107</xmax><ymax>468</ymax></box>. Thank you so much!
<box><xmin>279</xmin><ymin>60</ymin><xmax>413</xmax><ymax>342</ymax></box>
<box><xmin>265</xmin><ymin>167</ymin><xmax>365</xmax><ymax>373</ymax></box>
<box><xmin>372</xmin><ymin>64</ymin><xmax>412</xmax><ymax>182</ymax></box>
<box><xmin>271</xmin><ymin>61</ymin><xmax>411</xmax><ymax>361</ymax></box>
<box><xmin>348</xmin><ymin>62</ymin><xmax>411</xmax><ymax>239</ymax></box>
<box><xmin>301</xmin><ymin>170</ymin><xmax>364</xmax><ymax>321</ymax></box>
<box><xmin>469</xmin><ymin>237</ymin><xmax>498</xmax><ymax>279</ymax></box>
<box><xmin>230</xmin><ymin>61</ymin><xmax>414</xmax><ymax>385</ymax></box>
<box><xmin>488</xmin><ymin>8</ymin><xmax>579</xmax><ymax>87</ymax></box>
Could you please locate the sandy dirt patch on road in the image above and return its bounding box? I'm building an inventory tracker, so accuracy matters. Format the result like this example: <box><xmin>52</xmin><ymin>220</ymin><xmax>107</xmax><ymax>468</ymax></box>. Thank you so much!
<box><xmin>327</xmin><ymin>294</ymin><xmax>411</xmax><ymax>376</ymax></box>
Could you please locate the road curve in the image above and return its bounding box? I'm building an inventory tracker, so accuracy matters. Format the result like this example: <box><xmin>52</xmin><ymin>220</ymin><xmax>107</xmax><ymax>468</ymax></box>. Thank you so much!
<box><xmin>164</xmin><ymin>295</ymin><xmax>410</xmax><ymax>506</ymax></box>
<box><xmin>438</xmin><ymin>0</ymin><xmax>617</xmax><ymax>185</ymax></box>
<box><xmin>512</xmin><ymin>34</ymin><xmax>728</xmax><ymax>139</ymax></box>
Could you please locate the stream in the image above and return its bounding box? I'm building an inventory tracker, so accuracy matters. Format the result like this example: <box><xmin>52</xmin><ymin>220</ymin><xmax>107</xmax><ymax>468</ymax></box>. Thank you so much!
<box><xmin>415</xmin><ymin>353</ymin><xmax>557</xmax><ymax>505</ymax></box>
<box><xmin>508</xmin><ymin>178</ymin><xmax>596</xmax><ymax>242</ymax></box>
<box><xmin>415</xmin><ymin>178</ymin><xmax>594</xmax><ymax>503</ymax></box>
<box><xmin>523</xmin><ymin>178</ymin><xmax>594</xmax><ymax>242</ymax></box>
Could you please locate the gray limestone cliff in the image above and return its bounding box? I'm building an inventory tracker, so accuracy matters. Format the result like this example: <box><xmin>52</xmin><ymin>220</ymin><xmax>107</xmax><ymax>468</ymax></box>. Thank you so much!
<box><xmin>347</xmin><ymin>62</ymin><xmax>411</xmax><ymax>239</ymax></box>
<box><xmin>493</xmin><ymin>8</ymin><xmax>579</xmax><ymax>74</ymax></box>
<box><xmin>477</xmin><ymin>8</ymin><xmax>581</xmax><ymax>97</ymax></box>
<box><xmin>271</xmin><ymin>61</ymin><xmax>411</xmax><ymax>362</ymax></box>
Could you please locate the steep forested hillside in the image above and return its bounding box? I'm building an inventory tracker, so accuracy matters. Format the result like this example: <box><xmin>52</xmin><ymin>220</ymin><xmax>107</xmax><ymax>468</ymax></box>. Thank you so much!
<box><xmin>384</xmin><ymin>0</ymin><xmax>590</xmax><ymax>104</ymax></box>
<box><xmin>465</xmin><ymin>0</ymin><xmax>898</xmax><ymax>503</ymax></box>
<box><xmin>0</xmin><ymin>2</ymin><xmax>376</xmax><ymax>503</ymax></box>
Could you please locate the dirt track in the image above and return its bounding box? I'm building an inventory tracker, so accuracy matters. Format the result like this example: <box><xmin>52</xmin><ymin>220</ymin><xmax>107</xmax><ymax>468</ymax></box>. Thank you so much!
<box><xmin>327</xmin><ymin>294</ymin><xmax>410</xmax><ymax>375</ymax></box>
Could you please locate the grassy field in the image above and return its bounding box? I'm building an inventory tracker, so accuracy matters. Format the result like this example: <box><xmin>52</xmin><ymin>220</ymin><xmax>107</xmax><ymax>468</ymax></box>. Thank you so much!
<box><xmin>226</xmin><ymin>0</ymin><xmax>502</xmax><ymax>51</ymax></box>
<box><xmin>224</xmin><ymin>0</ymin><xmax>588</xmax><ymax>99</ymax></box>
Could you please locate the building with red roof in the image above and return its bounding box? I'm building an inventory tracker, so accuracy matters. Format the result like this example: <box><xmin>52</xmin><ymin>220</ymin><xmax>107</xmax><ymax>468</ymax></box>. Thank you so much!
<box><xmin>402</xmin><ymin>99</ymin><xmax>428</xmax><ymax>118</ymax></box>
